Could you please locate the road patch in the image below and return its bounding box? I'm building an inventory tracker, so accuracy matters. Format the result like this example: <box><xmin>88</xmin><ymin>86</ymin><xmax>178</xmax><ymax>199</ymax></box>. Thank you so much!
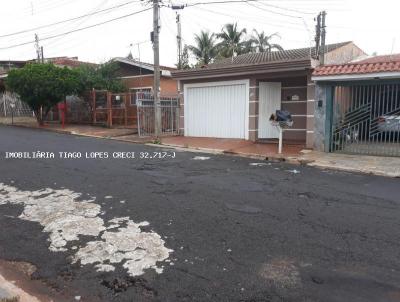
<box><xmin>0</xmin><ymin>183</ymin><xmax>173</xmax><ymax>277</ymax></box>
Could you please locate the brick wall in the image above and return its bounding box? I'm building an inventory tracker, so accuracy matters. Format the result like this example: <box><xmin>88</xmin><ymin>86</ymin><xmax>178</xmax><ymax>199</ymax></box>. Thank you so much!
<box><xmin>121</xmin><ymin>76</ymin><xmax>178</xmax><ymax>96</ymax></box>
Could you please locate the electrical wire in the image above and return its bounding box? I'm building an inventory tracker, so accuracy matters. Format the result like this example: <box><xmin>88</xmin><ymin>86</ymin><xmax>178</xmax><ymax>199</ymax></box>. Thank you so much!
<box><xmin>41</xmin><ymin>0</ymin><xmax>111</xmax><ymax>57</ymax></box>
<box><xmin>0</xmin><ymin>7</ymin><xmax>152</xmax><ymax>50</ymax></box>
<box><xmin>191</xmin><ymin>5</ymin><xmax>306</xmax><ymax>31</ymax></box>
<box><xmin>0</xmin><ymin>0</ymin><xmax>143</xmax><ymax>38</ymax></box>
<box><xmin>255</xmin><ymin>1</ymin><xmax>314</xmax><ymax>15</ymax></box>
<box><xmin>246</xmin><ymin>2</ymin><xmax>302</xmax><ymax>19</ymax></box>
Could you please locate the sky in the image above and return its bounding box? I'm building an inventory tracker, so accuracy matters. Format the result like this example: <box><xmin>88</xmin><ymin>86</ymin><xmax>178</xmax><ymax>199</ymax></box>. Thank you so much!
<box><xmin>0</xmin><ymin>0</ymin><xmax>399</xmax><ymax>67</ymax></box>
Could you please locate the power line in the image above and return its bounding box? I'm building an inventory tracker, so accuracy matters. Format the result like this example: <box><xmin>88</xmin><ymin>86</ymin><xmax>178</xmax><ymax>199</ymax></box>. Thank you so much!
<box><xmin>256</xmin><ymin>1</ymin><xmax>314</xmax><ymax>15</ymax></box>
<box><xmin>0</xmin><ymin>0</ymin><xmax>142</xmax><ymax>38</ymax></box>
<box><xmin>191</xmin><ymin>5</ymin><xmax>306</xmax><ymax>31</ymax></box>
<box><xmin>17</xmin><ymin>0</ymin><xmax>82</xmax><ymax>19</ymax></box>
<box><xmin>42</xmin><ymin>0</ymin><xmax>111</xmax><ymax>51</ymax></box>
<box><xmin>246</xmin><ymin>2</ymin><xmax>302</xmax><ymax>19</ymax></box>
<box><xmin>0</xmin><ymin>7</ymin><xmax>152</xmax><ymax>50</ymax></box>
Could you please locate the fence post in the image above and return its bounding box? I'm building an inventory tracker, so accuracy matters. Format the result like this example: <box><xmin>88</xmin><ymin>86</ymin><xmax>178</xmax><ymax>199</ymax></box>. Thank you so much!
<box><xmin>92</xmin><ymin>89</ymin><xmax>96</xmax><ymax>124</ymax></box>
<box><xmin>3</xmin><ymin>94</ymin><xmax>7</xmax><ymax>117</ymax></box>
<box><xmin>124</xmin><ymin>93</ymin><xmax>128</xmax><ymax>127</ymax></box>
<box><xmin>175</xmin><ymin>101</ymin><xmax>180</xmax><ymax>135</ymax></box>
<box><xmin>107</xmin><ymin>92</ymin><xmax>112</xmax><ymax>127</ymax></box>
<box><xmin>137</xmin><ymin>100</ymin><xmax>141</xmax><ymax>136</ymax></box>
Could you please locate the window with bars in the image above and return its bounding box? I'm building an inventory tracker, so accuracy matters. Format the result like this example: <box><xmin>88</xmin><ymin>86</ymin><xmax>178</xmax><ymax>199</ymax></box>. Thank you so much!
<box><xmin>129</xmin><ymin>88</ymin><xmax>152</xmax><ymax>105</ymax></box>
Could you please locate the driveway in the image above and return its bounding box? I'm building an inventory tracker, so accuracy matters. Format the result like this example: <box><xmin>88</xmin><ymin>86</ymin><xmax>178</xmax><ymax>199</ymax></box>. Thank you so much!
<box><xmin>0</xmin><ymin>125</ymin><xmax>400</xmax><ymax>302</ymax></box>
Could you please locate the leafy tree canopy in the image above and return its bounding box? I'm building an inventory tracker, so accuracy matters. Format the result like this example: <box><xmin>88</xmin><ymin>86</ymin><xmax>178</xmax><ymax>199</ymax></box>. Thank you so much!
<box><xmin>187</xmin><ymin>31</ymin><xmax>218</xmax><ymax>66</ymax></box>
<box><xmin>74</xmin><ymin>61</ymin><xmax>126</xmax><ymax>93</ymax></box>
<box><xmin>6</xmin><ymin>63</ymin><xmax>81</xmax><ymax>125</ymax></box>
<box><xmin>188</xmin><ymin>24</ymin><xmax>284</xmax><ymax>66</ymax></box>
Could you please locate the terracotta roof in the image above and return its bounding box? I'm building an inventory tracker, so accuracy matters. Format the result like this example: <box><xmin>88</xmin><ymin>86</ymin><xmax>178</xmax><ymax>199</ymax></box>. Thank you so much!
<box><xmin>175</xmin><ymin>41</ymin><xmax>352</xmax><ymax>74</ymax></box>
<box><xmin>52</xmin><ymin>58</ymin><xmax>96</xmax><ymax>68</ymax></box>
<box><xmin>313</xmin><ymin>53</ymin><xmax>400</xmax><ymax>77</ymax></box>
<box><xmin>114</xmin><ymin>57</ymin><xmax>176</xmax><ymax>71</ymax></box>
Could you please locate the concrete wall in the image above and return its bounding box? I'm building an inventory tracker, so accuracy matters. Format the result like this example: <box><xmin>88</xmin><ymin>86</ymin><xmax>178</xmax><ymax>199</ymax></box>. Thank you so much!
<box><xmin>325</xmin><ymin>42</ymin><xmax>366</xmax><ymax>65</ymax></box>
<box><xmin>314</xmin><ymin>84</ymin><xmax>329</xmax><ymax>151</ymax></box>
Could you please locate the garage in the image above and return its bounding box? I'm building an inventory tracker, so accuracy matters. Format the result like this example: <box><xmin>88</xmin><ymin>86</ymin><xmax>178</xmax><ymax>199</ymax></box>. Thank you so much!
<box><xmin>184</xmin><ymin>80</ymin><xmax>249</xmax><ymax>139</ymax></box>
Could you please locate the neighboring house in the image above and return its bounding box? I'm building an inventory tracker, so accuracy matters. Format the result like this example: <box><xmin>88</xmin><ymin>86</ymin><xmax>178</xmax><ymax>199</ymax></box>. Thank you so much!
<box><xmin>113</xmin><ymin>57</ymin><xmax>178</xmax><ymax>105</ymax></box>
<box><xmin>50</xmin><ymin>57</ymin><xmax>96</xmax><ymax>68</ymax></box>
<box><xmin>312</xmin><ymin>54</ymin><xmax>400</xmax><ymax>157</ymax></box>
<box><xmin>0</xmin><ymin>60</ymin><xmax>28</xmax><ymax>92</ymax></box>
<box><xmin>0</xmin><ymin>57</ymin><xmax>93</xmax><ymax>92</ymax></box>
<box><xmin>172</xmin><ymin>41</ymin><xmax>365</xmax><ymax>148</ymax></box>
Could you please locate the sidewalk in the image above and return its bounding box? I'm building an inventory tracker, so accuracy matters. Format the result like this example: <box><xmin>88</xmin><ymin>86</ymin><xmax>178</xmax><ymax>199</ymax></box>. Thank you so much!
<box><xmin>0</xmin><ymin>120</ymin><xmax>153</xmax><ymax>143</ymax></box>
<box><xmin>298</xmin><ymin>151</ymin><xmax>400</xmax><ymax>178</ymax></box>
<box><xmin>2</xmin><ymin>122</ymin><xmax>399</xmax><ymax>177</ymax></box>
<box><xmin>160</xmin><ymin>136</ymin><xmax>303</xmax><ymax>159</ymax></box>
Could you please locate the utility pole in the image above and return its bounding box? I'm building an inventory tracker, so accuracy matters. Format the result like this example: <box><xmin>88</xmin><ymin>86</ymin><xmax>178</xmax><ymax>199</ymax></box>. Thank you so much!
<box><xmin>314</xmin><ymin>13</ymin><xmax>321</xmax><ymax>60</ymax></box>
<box><xmin>41</xmin><ymin>46</ymin><xmax>44</xmax><ymax>63</ymax></box>
<box><xmin>34</xmin><ymin>34</ymin><xmax>41</xmax><ymax>63</ymax></box>
<box><xmin>320</xmin><ymin>11</ymin><xmax>327</xmax><ymax>65</ymax></box>
<box><xmin>170</xmin><ymin>5</ymin><xmax>185</xmax><ymax>67</ymax></box>
<box><xmin>152</xmin><ymin>0</ymin><xmax>161</xmax><ymax>137</ymax></box>
<box><xmin>176</xmin><ymin>12</ymin><xmax>182</xmax><ymax>69</ymax></box>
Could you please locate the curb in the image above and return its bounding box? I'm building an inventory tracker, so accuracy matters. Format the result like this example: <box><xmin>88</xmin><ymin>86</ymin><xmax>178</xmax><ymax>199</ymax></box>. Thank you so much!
<box><xmin>8</xmin><ymin>124</ymin><xmax>396</xmax><ymax>177</ymax></box>
<box><xmin>1</xmin><ymin>123</ymin><xmax>73</xmax><ymax>135</ymax></box>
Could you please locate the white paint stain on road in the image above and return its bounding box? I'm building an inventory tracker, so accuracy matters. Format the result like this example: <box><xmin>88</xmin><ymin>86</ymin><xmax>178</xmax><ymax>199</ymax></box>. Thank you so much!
<box><xmin>0</xmin><ymin>183</ymin><xmax>173</xmax><ymax>277</ymax></box>
<box><xmin>286</xmin><ymin>169</ymin><xmax>301</xmax><ymax>174</ymax></box>
<box><xmin>192</xmin><ymin>156</ymin><xmax>210</xmax><ymax>160</ymax></box>
<box><xmin>249</xmin><ymin>163</ymin><xmax>271</xmax><ymax>167</ymax></box>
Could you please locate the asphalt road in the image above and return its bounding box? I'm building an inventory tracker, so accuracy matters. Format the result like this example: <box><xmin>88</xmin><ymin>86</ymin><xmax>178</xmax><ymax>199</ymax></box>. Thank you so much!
<box><xmin>0</xmin><ymin>125</ymin><xmax>400</xmax><ymax>302</ymax></box>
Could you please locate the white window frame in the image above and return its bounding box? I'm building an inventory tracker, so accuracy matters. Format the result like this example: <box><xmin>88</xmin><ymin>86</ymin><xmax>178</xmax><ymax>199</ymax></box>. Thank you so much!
<box><xmin>129</xmin><ymin>87</ymin><xmax>152</xmax><ymax>105</ymax></box>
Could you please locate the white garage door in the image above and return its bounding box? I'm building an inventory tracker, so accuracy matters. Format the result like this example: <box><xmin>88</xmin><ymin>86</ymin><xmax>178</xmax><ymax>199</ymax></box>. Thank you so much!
<box><xmin>184</xmin><ymin>80</ymin><xmax>249</xmax><ymax>139</ymax></box>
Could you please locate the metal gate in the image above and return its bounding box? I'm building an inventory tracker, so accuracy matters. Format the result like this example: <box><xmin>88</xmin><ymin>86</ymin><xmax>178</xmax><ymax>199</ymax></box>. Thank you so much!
<box><xmin>331</xmin><ymin>82</ymin><xmax>400</xmax><ymax>156</ymax></box>
<box><xmin>0</xmin><ymin>92</ymin><xmax>33</xmax><ymax>117</ymax></box>
<box><xmin>136</xmin><ymin>93</ymin><xmax>179</xmax><ymax>136</ymax></box>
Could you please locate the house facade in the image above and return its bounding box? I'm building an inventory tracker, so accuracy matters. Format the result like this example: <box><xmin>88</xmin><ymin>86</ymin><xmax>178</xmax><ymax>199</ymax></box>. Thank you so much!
<box><xmin>114</xmin><ymin>57</ymin><xmax>178</xmax><ymax>105</ymax></box>
<box><xmin>172</xmin><ymin>41</ymin><xmax>365</xmax><ymax>148</ymax></box>
<box><xmin>312</xmin><ymin>54</ymin><xmax>400</xmax><ymax>157</ymax></box>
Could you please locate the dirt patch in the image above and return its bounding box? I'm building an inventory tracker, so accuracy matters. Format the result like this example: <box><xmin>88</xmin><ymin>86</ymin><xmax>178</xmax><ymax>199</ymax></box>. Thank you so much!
<box><xmin>0</xmin><ymin>260</ymin><xmax>59</xmax><ymax>302</ymax></box>
<box><xmin>259</xmin><ymin>259</ymin><xmax>301</xmax><ymax>288</ymax></box>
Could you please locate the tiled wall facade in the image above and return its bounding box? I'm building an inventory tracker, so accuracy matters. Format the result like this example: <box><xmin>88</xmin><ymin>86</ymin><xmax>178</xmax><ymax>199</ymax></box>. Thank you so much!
<box><xmin>179</xmin><ymin>71</ymin><xmax>313</xmax><ymax>145</ymax></box>
<box><xmin>247</xmin><ymin>72</ymin><xmax>311</xmax><ymax>145</ymax></box>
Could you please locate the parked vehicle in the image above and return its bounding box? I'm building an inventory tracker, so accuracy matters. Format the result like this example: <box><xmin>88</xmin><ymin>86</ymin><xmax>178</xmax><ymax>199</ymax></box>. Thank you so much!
<box><xmin>377</xmin><ymin>115</ymin><xmax>400</xmax><ymax>132</ymax></box>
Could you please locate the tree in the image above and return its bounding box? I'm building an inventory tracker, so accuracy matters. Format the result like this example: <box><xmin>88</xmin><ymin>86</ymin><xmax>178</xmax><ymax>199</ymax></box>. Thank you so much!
<box><xmin>188</xmin><ymin>31</ymin><xmax>218</xmax><ymax>65</ymax></box>
<box><xmin>75</xmin><ymin>61</ymin><xmax>126</xmax><ymax>93</ymax></box>
<box><xmin>179</xmin><ymin>45</ymin><xmax>191</xmax><ymax>69</ymax></box>
<box><xmin>217</xmin><ymin>23</ymin><xmax>249</xmax><ymax>58</ymax></box>
<box><xmin>250</xmin><ymin>30</ymin><xmax>283</xmax><ymax>53</ymax></box>
<box><xmin>6</xmin><ymin>63</ymin><xmax>81</xmax><ymax>125</ymax></box>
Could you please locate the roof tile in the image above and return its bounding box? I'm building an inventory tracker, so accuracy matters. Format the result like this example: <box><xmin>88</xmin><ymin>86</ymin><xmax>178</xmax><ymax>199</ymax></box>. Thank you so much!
<box><xmin>313</xmin><ymin>53</ymin><xmax>400</xmax><ymax>77</ymax></box>
<box><xmin>176</xmin><ymin>41</ymin><xmax>352</xmax><ymax>72</ymax></box>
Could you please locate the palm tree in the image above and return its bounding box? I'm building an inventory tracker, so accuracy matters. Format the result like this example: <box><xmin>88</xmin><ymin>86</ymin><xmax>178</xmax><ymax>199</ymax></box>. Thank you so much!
<box><xmin>250</xmin><ymin>30</ymin><xmax>283</xmax><ymax>53</ymax></box>
<box><xmin>188</xmin><ymin>31</ymin><xmax>218</xmax><ymax>65</ymax></box>
<box><xmin>217</xmin><ymin>23</ymin><xmax>248</xmax><ymax>58</ymax></box>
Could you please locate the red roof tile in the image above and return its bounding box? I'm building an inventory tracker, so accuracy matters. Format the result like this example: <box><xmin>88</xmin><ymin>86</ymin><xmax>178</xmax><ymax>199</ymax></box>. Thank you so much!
<box><xmin>313</xmin><ymin>53</ymin><xmax>400</xmax><ymax>77</ymax></box>
<box><xmin>52</xmin><ymin>58</ymin><xmax>96</xmax><ymax>68</ymax></box>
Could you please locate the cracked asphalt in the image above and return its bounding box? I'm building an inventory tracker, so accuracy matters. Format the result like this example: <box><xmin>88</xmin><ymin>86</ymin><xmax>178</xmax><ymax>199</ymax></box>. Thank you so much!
<box><xmin>0</xmin><ymin>125</ymin><xmax>400</xmax><ymax>302</ymax></box>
